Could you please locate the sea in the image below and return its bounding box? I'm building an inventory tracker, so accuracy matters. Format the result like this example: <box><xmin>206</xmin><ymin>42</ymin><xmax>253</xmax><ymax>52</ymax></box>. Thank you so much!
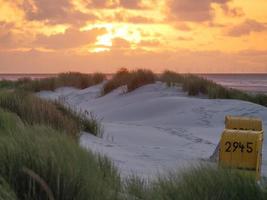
<box><xmin>0</xmin><ymin>73</ymin><xmax>266</xmax><ymax>94</ymax></box>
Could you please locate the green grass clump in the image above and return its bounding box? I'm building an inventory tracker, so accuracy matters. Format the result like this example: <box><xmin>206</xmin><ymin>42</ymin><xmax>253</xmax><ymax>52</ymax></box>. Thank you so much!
<box><xmin>102</xmin><ymin>68</ymin><xmax>155</xmax><ymax>95</ymax></box>
<box><xmin>152</xmin><ymin>166</ymin><xmax>266</xmax><ymax>200</ymax></box>
<box><xmin>182</xmin><ymin>74</ymin><xmax>209</xmax><ymax>96</ymax></box>
<box><xmin>54</xmin><ymin>101</ymin><xmax>103</xmax><ymax>136</ymax></box>
<box><xmin>15</xmin><ymin>72</ymin><xmax>106</xmax><ymax>92</ymax></box>
<box><xmin>160</xmin><ymin>70</ymin><xmax>184</xmax><ymax>87</ymax></box>
<box><xmin>0</xmin><ymin>80</ymin><xmax>16</xmax><ymax>89</ymax></box>
<box><xmin>124</xmin><ymin>166</ymin><xmax>267</xmax><ymax>200</ymax></box>
<box><xmin>160</xmin><ymin>70</ymin><xmax>267</xmax><ymax>107</ymax></box>
<box><xmin>0</xmin><ymin>109</ymin><xmax>121</xmax><ymax>200</ymax></box>
<box><xmin>0</xmin><ymin>178</ymin><xmax>17</xmax><ymax>200</ymax></box>
<box><xmin>0</xmin><ymin>91</ymin><xmax>102</xmax><ymax>138</ymax></box>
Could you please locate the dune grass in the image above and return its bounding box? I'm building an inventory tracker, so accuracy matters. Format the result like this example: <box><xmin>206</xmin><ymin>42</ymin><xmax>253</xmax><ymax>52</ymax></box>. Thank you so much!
<box><xmin>54</xmin><ymin>100</ymin><xmax>103</xmax><ymax>137</ymax></box>
<box><xmin>124</xmin><ymin>165</ymin><xmax>267</xmax><ymax>200</ymax></box>
<box><xmin>7</xmin><ymin>72</ymin><xmax>106</xmax><ymax>92</ymax></box>
<box><xmin>0</xmin><ymin>70</ymin><xmax>267</xmax><ymax>199</ymax></box>
<box><xmin>0</xmin><ymin>109</ymin><xmax>121</xmax><ymax>200</ymax></box>
<box><xmin>0</xmin><ymin>178</ymin><xmax>17</xmax><ymax>200</ymax></box>
<box><xmin>160</xmin><ymin>70</ymin><xmax>267</xmax><ymax>107</ymax></box>
<box><xmin>0</xmin><ymin>109</ymin><xmax>267</xmax><ymax>199</ymax></box>
<box><xmin>0</xmin><ymin>80</ymin><xmax>16</xmax><ymax>90</ymax></box>
<box><xmin>0</xmin><ymin>90</ymin><xmax>102</xmax><ymax>138</ymax></box>
<box><xmin>102</xmin><ymin>68</ymin><xmax>156</xmax><ymax>95</ymax></box>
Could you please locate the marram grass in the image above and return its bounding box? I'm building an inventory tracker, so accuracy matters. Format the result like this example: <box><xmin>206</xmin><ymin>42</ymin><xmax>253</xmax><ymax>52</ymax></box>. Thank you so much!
<box><xmin>0</xmin><ymin>109</ymin><xmax>120</xmax><ymax>200</ymax></box>
<box><xmin>160</xmin><ymin>70</ymin><xmax>267</xmax><ymax>107</ymax></box>
<box><xmin>0</xmin><ymin>90</ymin><xmax>102</xmax><ymax>138</ymax></box>
<box><xmin>124</xmin><ymin>165</ymin><xmax>267</xmax><ymax>200</ymax></box>
<box><xmin>102</xmin><ymin>68</ymin><xmax>156</xmax><ymax>95</ymax></box>
<box><xmin>0</xmin><ymin>109</ymin><xmax>267</xmax><ymax>199</ymax></box>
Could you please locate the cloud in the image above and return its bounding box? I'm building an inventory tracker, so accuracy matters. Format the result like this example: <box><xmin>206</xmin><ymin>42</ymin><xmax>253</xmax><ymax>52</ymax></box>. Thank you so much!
<box><xmin>108</xmin><ymin>11</ymin><xmax>156</xmax><ymax>24</ymax></box>
<box><xmin>23</xmin><ymin>0</ymin><xmax>71</xmax><ymax>21</ymax></box>
<box><xmin>0</xmin><ymin>22</ymin><xmax>14</xmax><ymax>48</ymax></box>
<box><xmin>85</xmin><ymin>0</ymin><xmax>144</xmax><ymax>9</ymax></box>
<box><xmin>227</xmin><ymin>19</ymin><xmax>267</xmax><ymax>37</ymax></box>
<box><xmin>119</xmin><ymin>0</ymin><xmax>142</xmax><ymax>9</ymax></box>
<box><xmin>35</xmin><ymin>27</ymin><xmax>107</xmax><ymax>49</ymax></box>
<box><xmin>238</xmin><ymin>50</ymin><xmax>267</xmax><ymax>57</ymax></box>
<box><xmin>167</xmin><ymin>0</ymin><xmax>229</xmax><ymax>22</ymax></box>
<box><xmin>126</xmin><ymin>16</ymin><xmax>155</xmax><ymax>24</ymax></box>
<box><xmin>139</xmin><ymin>39</ymin><xmax>160</xmax><ymax>47</ymax></box>
<box><xmin>220</xmin><ymin>4</ymin><xmax>244</xmax><ymax>17</ymax></box>
<box><xmin>0</xmin><ymin>22</ymin><xmax>32</xmax><ymax>49</ymax></box>
<box><xmin>177</xmin><ymin>36</ymin><xmax>193</xmax><ymax>41</ymax></box>
<box><xmin>111</xmin><ymin>37</ymin><xmax>131</xmax><ymax>50</ymax></box>
<box><xmin>21</xmin><ymin>0</ymin><xmax>97</xmax><ymax>25</ymax></box>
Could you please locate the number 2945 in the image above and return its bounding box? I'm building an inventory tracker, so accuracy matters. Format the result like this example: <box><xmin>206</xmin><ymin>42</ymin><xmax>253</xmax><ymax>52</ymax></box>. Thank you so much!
<box><xmin>225</xmin><ymin>141</ymin><xmax>253</xmax><ymax>153</ymax></box>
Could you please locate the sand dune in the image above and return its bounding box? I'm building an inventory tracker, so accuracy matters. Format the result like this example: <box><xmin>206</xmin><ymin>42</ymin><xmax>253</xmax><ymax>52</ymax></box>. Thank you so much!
<box><xmin>37</xmin><ymin>82</ymin><xmax>267</xmax><ymax>178</ymax></box>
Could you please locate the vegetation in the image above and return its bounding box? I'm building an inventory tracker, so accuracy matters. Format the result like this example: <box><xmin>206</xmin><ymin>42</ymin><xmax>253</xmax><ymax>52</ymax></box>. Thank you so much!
<box><xmin>102</xmin><ymin>68</ymin><xmax>156</xmax><ymax>95</ymax></box>
<box><xmin>0</xmin><ymin>178</ymin><xmax>17</xmax><ymax>200</ymax></box>
<box><xmin>0</xmin><ymin>109</ymin><xmax>121</xmax><ymax>200</ymax></box>
<box><xmin>0</xmin><ymin>80</ymin><xmax>15</xmax><ymax>90</ymax></box>
<box><xmin>0</xmin><ymin>108</ymin><xmax>267</xmax><ymax>199</ymax></box>
<box><xmin>0</xmin><ymin>72</ymin><xmax>106</xmax><ymax>92</ymax></box>
<box><xmin>160</xmin><ymin>70</ymin><xmax>267</xmax><ymax>107</ymax></box>
<box><xmin>153</xmin><ymin>166</ymin><xmax>266</xmax><ymax>200</ymax></box>
<box><xmin>127</xmin><ymin>69</ymin><xmax>156</xmax><ymax>92</ymax></box>
<box><xmin>0</xmin><ymin>90</ymin><xmax>102</xmax><ymax>138</ymax></box>
<box><xmin>0</xmin><ymin>70</ymin><xmax>267</xmax><ymax>199</ymax></box>
<box><xmin>124</xmin><ymin>166</ymin><xmax>267</xmax><ymax>200</ymax></box>
<box><xmin>54</xmin><ymin>100</ymin><xmax>103</xmax><ymax>137</ymax></box>
<box><xmin>20</xmin><ymin>72</ymin><xmax>106</xmax><ymax>92</ymax></box>
<box><xmin>160</xmin><ymin>70</ymin><xmax>184</xmax><ymax>87</ymax></box>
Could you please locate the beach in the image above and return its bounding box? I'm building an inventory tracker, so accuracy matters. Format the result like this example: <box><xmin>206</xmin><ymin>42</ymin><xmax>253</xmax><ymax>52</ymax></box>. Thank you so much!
<box><xmin>37</xmin><ymin>81</ymin><xmax>267</xmax><ymax>178</ymax></box>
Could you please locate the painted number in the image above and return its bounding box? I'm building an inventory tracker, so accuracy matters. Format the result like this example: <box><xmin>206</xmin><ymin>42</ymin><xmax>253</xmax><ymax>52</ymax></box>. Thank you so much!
<box><xmin>224</xmin><ymin>141</ymin><xmax>253</xmax><ymax>153</ymax></box>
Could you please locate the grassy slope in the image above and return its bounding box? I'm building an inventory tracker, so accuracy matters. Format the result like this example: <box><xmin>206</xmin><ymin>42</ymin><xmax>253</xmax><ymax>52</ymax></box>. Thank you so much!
<box><xmin>0</xmin><ymin>70</ymin><xmax>267</xmax><ymax>199</ymax></box>
<box><xmin>0</xmin><ymin>90</ymin><xmax>102</xmax><ymax>137</ymax></box>
<box><xmin>0</xmin><ymin>109</ymin><xmax>121</xmax><ymax>200</ymax></box>
<box><xmin>160</xmin><ymin>70</ymin><xmax>267</xmax><ymax>107</ymax></box>
<box><xmin>0</xmin><ymin>178</ymin><xmax>17</xmax><ymax>200</ymax></box>
<box><xmin>132</xmin><ymin>166</ymin><xmax>267</xmax><ymax>200</ymax></box>
<box><xmin>1</xmin><ymin>109</ymin><xmax>266</xmax><ymax>199</ymax></box>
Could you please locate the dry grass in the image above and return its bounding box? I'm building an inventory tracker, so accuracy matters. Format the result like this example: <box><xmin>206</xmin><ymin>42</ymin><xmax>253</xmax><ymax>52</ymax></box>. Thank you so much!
<box><xmin>160</xmin><ymin>70</ymin><xmax>267</xmax><ymax>107</ymax></box>
<box><xmin>102</xmin><ymin>68</ymin><xmax>156</xmax><ymax>95</ymax></box>
<box><xmin>17</xmin><ymin>72</ymin><xmax>106</xmax><ymax>92</ymax></box>
<box><xmin>0</xmin><ymin>90</ymin><xmax>102</xmax><ymax>138</ymax></box>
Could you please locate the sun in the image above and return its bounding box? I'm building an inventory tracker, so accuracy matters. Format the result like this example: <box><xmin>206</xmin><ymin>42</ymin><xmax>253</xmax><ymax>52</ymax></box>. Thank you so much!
<box><xmin>83</xmin><ymin>23</ymin><xmax>141</xmax><ymax>53</ymax></box>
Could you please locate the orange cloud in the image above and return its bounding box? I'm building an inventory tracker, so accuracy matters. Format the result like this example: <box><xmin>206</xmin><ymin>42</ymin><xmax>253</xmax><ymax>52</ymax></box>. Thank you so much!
<box><xmin>35</xmin><ymin>27</ymin><xmax>107</xmax><ymax>49</ymax></box>
<box><xmin>166</xmin><ymin>0</ymin><xmax>230</xmax><ymax>22</ymax></box>
<box><xmin>0</xmin><ymin>0</ymin><xmax>267</xmax><ymax>73</ymax></box>
<box><xmin>84</xmin><ymin>0</ymin><xmax>145</xmax><ymax>9</ymax></box>
<box><xmin>227</xmin><ymin>19</ymin><xmax>267</xmax><ymax>37</ymax></box>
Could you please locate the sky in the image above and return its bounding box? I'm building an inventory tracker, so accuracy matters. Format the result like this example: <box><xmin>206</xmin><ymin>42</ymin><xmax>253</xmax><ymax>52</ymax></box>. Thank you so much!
<box><xmin>0</xmin><ymin>0</ymin><xmax>267</xmax><ymax>73</ymax></box>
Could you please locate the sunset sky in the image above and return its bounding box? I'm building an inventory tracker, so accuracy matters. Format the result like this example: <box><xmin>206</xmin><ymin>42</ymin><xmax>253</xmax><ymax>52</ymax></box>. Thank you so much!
<box><xmin>0</xmin><ymin>0</ymin><xmax>267</xmax><ymax>73</ymax></box>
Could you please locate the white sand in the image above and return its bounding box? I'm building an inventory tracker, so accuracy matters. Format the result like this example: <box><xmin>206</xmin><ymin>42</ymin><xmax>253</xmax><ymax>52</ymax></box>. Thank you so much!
<box><xmin>37</xmin><ymin>82</ymin><xmax>267</xmax><ymax>178</ymax></box>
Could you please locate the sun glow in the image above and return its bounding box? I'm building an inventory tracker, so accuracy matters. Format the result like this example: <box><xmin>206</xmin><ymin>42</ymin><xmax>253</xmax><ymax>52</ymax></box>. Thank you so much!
<box><xmin>83</xmin><ymin>23</ymin><xmax>141</xmax><ymax>52</ymax></box>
